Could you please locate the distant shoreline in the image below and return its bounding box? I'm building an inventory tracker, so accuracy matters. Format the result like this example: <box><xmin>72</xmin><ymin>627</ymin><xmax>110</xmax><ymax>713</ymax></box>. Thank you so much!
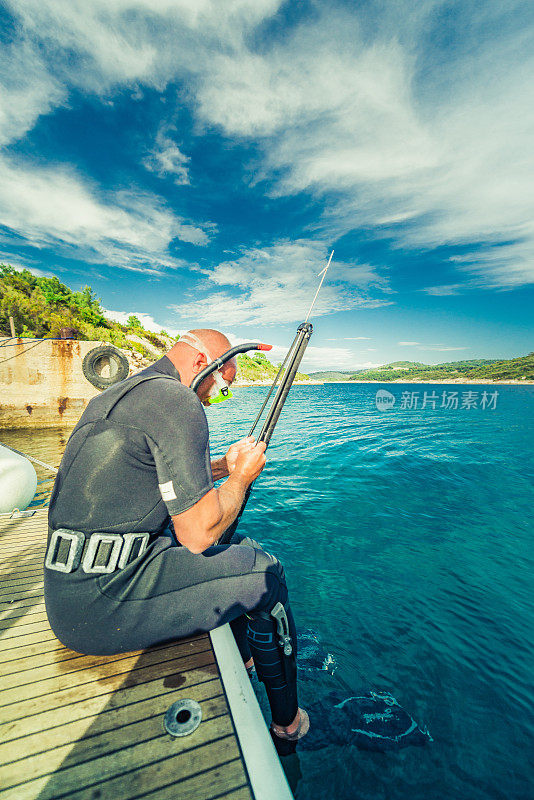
<box><xmin>234</xmin><ymin>379</ymin><xmax>323</xmax><ymax>387</ymax></box>
<box><xmin>236</xmin><ymin>379</ymin><xmax>534</xmax><ymax>386</ymax></box>
<box><xmin>322</xmin><ymin>379</ymin><xmax>534</xmax><ymax>385</ymax></box>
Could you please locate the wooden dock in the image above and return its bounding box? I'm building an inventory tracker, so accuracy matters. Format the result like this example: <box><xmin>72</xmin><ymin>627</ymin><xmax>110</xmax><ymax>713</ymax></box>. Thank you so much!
<box><xmin>0</xmin><ymin>509</ymin><xmax>254</xmax><ymax>800</ymax></box>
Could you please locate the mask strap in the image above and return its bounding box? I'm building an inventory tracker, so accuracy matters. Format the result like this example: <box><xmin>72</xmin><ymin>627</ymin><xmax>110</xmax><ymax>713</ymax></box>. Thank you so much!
<box><xmin>179</xmin><ymin>332</ymin><xmax>213</xmax><ymax>362</ymax></box>
<box><xmin>181</xmin><ymin>333</ymin><xmax>231</xmax><ymax>395</ymax></box>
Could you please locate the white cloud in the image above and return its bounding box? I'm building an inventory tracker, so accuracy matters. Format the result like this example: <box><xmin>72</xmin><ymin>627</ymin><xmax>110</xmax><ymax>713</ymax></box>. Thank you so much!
<box><xmin>398</xmin><ymin>341</ymin><xmax>467</xmax><ymax>352</ymax></box>
<box><xmin>2</xmin><ymin>0</ymin><xmax>533</xmax><ymax>292</ymax></box>
<box><xmin>212</xmin><ymin>332</ymin><xmax>378</xmax><ymax>371</ymax></box>
<box><xmin>262</xmin><ymin>342</ymin><xmax>376</xmax><ymax>372</ymax></box>
<box><xmin>188</xmin><ymin>3</ymin><xmax>534</xmax><ymax>289</ymax></box>
<box><xmin>169</xmin><ymin>240</ymin><xmax>391</xmax><ymax>326</ymax></box>
<box><xmin>0</xmin><ymin>40</ymin><xmax>65</xmax><ymax>147</ymax></box>
<box><xmin>103</xmin><ymin>308</ymin><xmax>182</xmax><ymax>336</ymax></box>
<box><xmin>0</xmin><ymin>155</ymin><xmax>212</xmax><ymax>271</ymax></box>
<box><xmin>143</xmin><ymin>127</ymin><xmax>190</xmax><ymax>185</ymax></box>
<box><xmin>424</xmin><ymin>346</ymin><xmax>467</xmax><ymax>352</ymax></box>
<box><xmin>421</xmin><ymin>284</ymin><xmax>464</xmax><ymax>296</ymax></box>
<box><xmin>0</xmin><ymin>3</ymin><xmax>219</xmax><ymax>270</ymax></box>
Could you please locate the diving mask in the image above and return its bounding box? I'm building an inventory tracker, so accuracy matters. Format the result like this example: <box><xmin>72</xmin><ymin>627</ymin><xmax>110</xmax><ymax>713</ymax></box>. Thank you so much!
<box><xmin>180</xmin><ymin>332</ymin><xmax>234</xmax><ymax>405</ymax></box>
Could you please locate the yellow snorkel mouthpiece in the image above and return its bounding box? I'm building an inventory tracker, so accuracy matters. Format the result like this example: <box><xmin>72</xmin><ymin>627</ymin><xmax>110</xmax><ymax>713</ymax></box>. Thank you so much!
<box><xmin>207</xmin><ymin>371</ymin><xmax>233</xmax><ymax>404</ymax></box>
<box><xmin>207</xmin><ymin>386</ymin><xmax>234</xmax><ymax>404</ymax></box>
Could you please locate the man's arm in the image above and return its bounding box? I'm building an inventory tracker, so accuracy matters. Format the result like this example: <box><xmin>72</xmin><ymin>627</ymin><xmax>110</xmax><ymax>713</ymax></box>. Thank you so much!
<box><xmin>211</xmin><ymin>437</ymin><xmax>255</xmax><ymax>481</ymax></box>
<box><xmin>211</xmin><ymin>457</ymin><xmax>229</xmax><ymax>481</ymax></box>
<box><xmin>173</xmin><ymin>441</ymin><xmax>266</xmax><ymax>554</ymax></box>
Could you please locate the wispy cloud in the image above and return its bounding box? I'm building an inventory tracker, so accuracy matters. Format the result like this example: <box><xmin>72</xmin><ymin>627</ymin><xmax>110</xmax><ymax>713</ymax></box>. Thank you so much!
<box><xmin>189</xmin><ymin>3</ymin><xmax>534</xmax><ymax>289</ymax></box>
<box><xmin>0</xmin><ymin>156</ymin><xmax>212</xmax><ymax>270</ymax></box>
<box><xmin>103</xmin><ymin>308</ymin><xmax>181</xmax><ymax>336</ymax></box>
<box><xmin>143</xmin><ymin>127</ymin><xmax>190</xmax><ymax>185</ymax></box>
<box><xmin>266</xmin><ymin>343</ymin><xmax>379</xmax><ymax>372</ymax></box>
<box><xmin>2</xmin><ymin>0</ymin><xmax>533</xmax><ymax>295</ymax></box>
<box><xmin>421</xmin><ymin>284</ymin><xmax>464</xmax><ymax>296</ymax></box>
<box><xmin>0</xmin><ymin>4</ymin><xmax>217</xmax><ymax>270</ymax></box>
<box><xmin>398</xmin><ymin>341</ymin><xmax>467</xmax><ymax>352</ymax></box>
<box><xmin>169</xmin><ymin>240</ymin><xmax>391</xmax><ymax>325</ymax></box>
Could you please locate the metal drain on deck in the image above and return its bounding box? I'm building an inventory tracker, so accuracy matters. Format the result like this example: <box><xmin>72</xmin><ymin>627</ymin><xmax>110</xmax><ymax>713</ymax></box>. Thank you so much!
<box><xmin>164</xmin><ymin>699</ymin><xmax>202</xmax><ymax>737</ymax></box>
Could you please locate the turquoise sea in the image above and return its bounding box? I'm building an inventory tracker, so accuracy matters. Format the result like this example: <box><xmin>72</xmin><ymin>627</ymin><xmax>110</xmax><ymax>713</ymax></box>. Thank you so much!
<box><xmin>3</xmin><ymin>382</ymin><xmax>533</xmax><ymax>799</ymax></box>
<box><xmin>208</xmin><ymin>383</ymin><xmax>534</xmax><ymax>800</ymax></box>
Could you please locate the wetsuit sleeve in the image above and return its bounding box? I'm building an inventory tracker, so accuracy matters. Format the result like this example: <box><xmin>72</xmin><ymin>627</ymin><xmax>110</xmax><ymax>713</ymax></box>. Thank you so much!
<box><xmin>145</xmin><ymin>385</ymin><xmax>214</xmax><ymax>515</ymax></box>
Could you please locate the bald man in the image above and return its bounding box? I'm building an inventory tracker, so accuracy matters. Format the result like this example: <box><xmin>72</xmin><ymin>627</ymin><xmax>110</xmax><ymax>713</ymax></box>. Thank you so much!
<box><xmin>45</xmin><ymin>329</ymin><xmax>308</xmax><ymax>743</ymax></box>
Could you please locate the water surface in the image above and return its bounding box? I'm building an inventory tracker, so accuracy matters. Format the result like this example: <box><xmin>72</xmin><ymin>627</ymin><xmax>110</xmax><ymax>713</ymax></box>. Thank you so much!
<box><xmin>2</xmin><ymin>383</ymin><xmax>533</xmax><ymax>799</ymax></box>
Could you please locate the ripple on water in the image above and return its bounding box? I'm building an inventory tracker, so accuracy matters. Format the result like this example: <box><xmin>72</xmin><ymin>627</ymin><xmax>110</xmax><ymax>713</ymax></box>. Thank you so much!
<box><xmin>3</xmin><ymin>384</ymin><xmax>534</xmax><ymax>800</ymax></box>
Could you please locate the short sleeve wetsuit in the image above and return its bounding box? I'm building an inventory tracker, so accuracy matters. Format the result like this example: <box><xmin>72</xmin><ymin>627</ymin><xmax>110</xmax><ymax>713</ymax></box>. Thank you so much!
<box><xmin>44</xmin><ymin>356</ymin><xmax>299</xmax><ymax>726</ymax></box>
<box><xmin>48</xmin><ymin>356</ymin><xmax>214</xmax><ymax>536</ymax></box>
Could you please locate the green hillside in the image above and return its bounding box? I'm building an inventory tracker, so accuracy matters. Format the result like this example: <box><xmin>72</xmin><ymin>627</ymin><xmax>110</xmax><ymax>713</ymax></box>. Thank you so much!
<box><xmin>307</xmin><ymin>370</ymin><xmax>355</xmax><ymax>381</ymax></box>
<box><xmin>349</xmin><ymin>356</ymin><xmax>533</xmax><ymax>382</ymax></box>
<box><xmin>237</xmin><ymin>352</ymin><xmax>309</xmax><ymax>382</ymax></box>
<box><xmin>0</xmin><ymin>263</ymin><xmax>307</xmax><ymax>383</ymax></box>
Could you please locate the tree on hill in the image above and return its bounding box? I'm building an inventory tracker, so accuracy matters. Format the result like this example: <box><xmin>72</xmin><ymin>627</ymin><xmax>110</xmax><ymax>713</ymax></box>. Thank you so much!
<box><xmin>127</xmin><ymin>315</ymin><xmax>143</xmax><ymax>330</ymax></box>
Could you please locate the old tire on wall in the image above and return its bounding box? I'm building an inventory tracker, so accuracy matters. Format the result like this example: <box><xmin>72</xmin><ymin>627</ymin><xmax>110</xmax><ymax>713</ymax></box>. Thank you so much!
<box><xmin>82</xmin><ymin>345</ymin><xmax>130</xmax><ymax>390</ymax></box>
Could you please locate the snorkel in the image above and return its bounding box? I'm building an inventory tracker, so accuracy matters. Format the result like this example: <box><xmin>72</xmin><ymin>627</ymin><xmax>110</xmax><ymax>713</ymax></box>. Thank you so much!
<box><xmin>187</xmin><ymin>334</ymin><xmax>273</xmax><ymax>403</ymax></box>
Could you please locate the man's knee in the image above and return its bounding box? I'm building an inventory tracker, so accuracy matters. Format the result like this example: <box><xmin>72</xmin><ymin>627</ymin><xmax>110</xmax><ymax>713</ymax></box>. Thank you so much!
<box><xmin>251</xmin><ymin>547</ymin><xmax>288</xmax><ymax>610</ymax></box>
<box><xmin>252</xmin><ymin>546</ymin><xmax>286</xmax><ymax>582</ymax></box>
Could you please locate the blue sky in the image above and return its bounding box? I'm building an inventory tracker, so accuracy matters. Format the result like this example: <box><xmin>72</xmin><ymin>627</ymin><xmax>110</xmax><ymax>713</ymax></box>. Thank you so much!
<box><xmin>0</xmin><ymin>0</ymin><xmax>533</xmax><ymax>370</ymax></box>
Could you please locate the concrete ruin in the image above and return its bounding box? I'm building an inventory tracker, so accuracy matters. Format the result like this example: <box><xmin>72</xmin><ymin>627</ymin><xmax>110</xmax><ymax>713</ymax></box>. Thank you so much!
<box><xmin>0</xmin><ymin>338</ymin><xmax>131</xmax><ymax>428</ymax></box>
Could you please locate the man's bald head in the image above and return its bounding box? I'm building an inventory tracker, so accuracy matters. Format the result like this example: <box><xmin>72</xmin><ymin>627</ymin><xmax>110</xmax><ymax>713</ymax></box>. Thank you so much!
<box><xmin>166</xmin><ymin>328</ymin><xmax>237</xmax><ymax>401</ymax></box>
<box><xmin>183</xmin><ymin>329</ymin><xmax>232</xmax><ymax>356</ymax></box>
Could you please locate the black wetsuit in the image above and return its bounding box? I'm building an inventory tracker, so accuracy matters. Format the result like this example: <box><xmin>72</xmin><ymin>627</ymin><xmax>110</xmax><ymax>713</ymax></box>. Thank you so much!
<box><xmin>45</xmin><ymin>356</ymin><xmax>298</xmax><ymax>726</ymax></box>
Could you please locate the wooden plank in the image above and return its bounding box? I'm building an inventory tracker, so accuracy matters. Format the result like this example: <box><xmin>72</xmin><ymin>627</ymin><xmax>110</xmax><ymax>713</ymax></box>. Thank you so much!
<box><xmin>65</xmin><ymin>759</ymin><xmax>252</xmax><ymax>800</ymax></box>
<box><xmin>0</xmin><ymin>578</ymin><xmax>43</xmax><ymax>592</ymax></box>
<box><xmin>223</xmin><ymin>788</ymin><xmax>254</xmax><ymax>800</ymax></box>
<box><xmin>0</xmin><ymin>561</ymin><xmax>45</xmax><ymax>577</ymax></box>
<box><xmin>0</xmin><ymin>665</ymin><xmax>219</xmax><ymax>742</ymax></box>
<box><xmin>0</xmin><ymin>574</ymin><xmax>43</xmax><ymax>587</ymax></box>
<box><xmin>0</xmin><ymin>724</ymin><xmax>238</xmax><ymax>799</ymax></box>
<box><xmin>0</xmin><ymin>597</ymin><xmax>46</xmax><ymax>615</ymax></box>
<box><xmin>0</xmin><ymin>638</ymin><xmax>210</xmax><ymax>692</ymax></box>
<box><xmin>0</xmin><ymin>571</ymin><xmax>43</xmax><ymax>585</ymax></box>
<box><xmin>0</xmin><ymin>638</ymin><xmax>71</xmax><ymax>665</ymax></box>
<box><xmin>0</xmin><ymin>634</ymin><xmax>205</xmax><ymax>676</ymax></box>
<box><xmin>0</xmin><ymin>603</ymin><xmax>47</xmax><ymax>624</ymax></box>
<box><xmin>0</xmin><ymin>616</ymin><xmax>49</xmax><ymax>637</ymax></box>
<box><xmin>0</xmin><ymin>537</ymin><xmax>46</xmax><ymax>556</ymax></box>
<box><xmin>0</xmin><ymin>647</ymin><xmax>81</xmax><ymax>676</ymax></box>
<box><xmin>0</xmin><ymin>629</ymin><xmax>57</xmax><ymax>652</ymax></box>
<box><xmin>0</xmin><ymin>677</ymin><xmax>222</xmax><ymax>763</ymax></box>
<box><xmin>0</xmin><ymin>549</ymin><xmax>46</xmax><ymax>562</ymax></box>
<box><xmin>0</xmin><ymin>650</ymin><xmax>216</xmax><ymax>724</ymax></box>
<box><xmin>0</xmin><ymin>533</ymin><xmax>46</xmax><ymax>544</ymax></box>
<box><xmin>0</xmin><ymin>628</ymin><xmax>57</xmax><ymax>659</ymax></box>
<box><xmin>0</xmin><ymin>640</ymin><xmax>213</xmax><ymax>702</ymax></box>
<box><xmin>0</xmin><ymin>589</ymin><xmax>44</xmax><ymax>605</ymax></box>
<box><xmin>0</xmin><ymin>694</ymin><xmax>229</xmax><ymax>789</ymax></box>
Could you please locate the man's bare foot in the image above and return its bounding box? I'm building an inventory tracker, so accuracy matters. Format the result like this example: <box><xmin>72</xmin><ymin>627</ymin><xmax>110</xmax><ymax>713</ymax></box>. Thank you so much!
<box><xmin>271</xmin><ymin>708</ymin><xmax>310</xmax><ymax>741</ymax></box>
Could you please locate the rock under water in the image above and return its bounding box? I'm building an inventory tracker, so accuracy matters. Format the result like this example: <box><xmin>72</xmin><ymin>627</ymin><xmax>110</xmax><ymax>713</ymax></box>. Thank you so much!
<box><xmin>298</xmin><ymin>690</ymin><xmax>432</xmax><ymax>752</ymax></box>
<box><xmin>297</xmin><ymin>628</ymin><xmax>337</xmax><ymax>675</ymax></box>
